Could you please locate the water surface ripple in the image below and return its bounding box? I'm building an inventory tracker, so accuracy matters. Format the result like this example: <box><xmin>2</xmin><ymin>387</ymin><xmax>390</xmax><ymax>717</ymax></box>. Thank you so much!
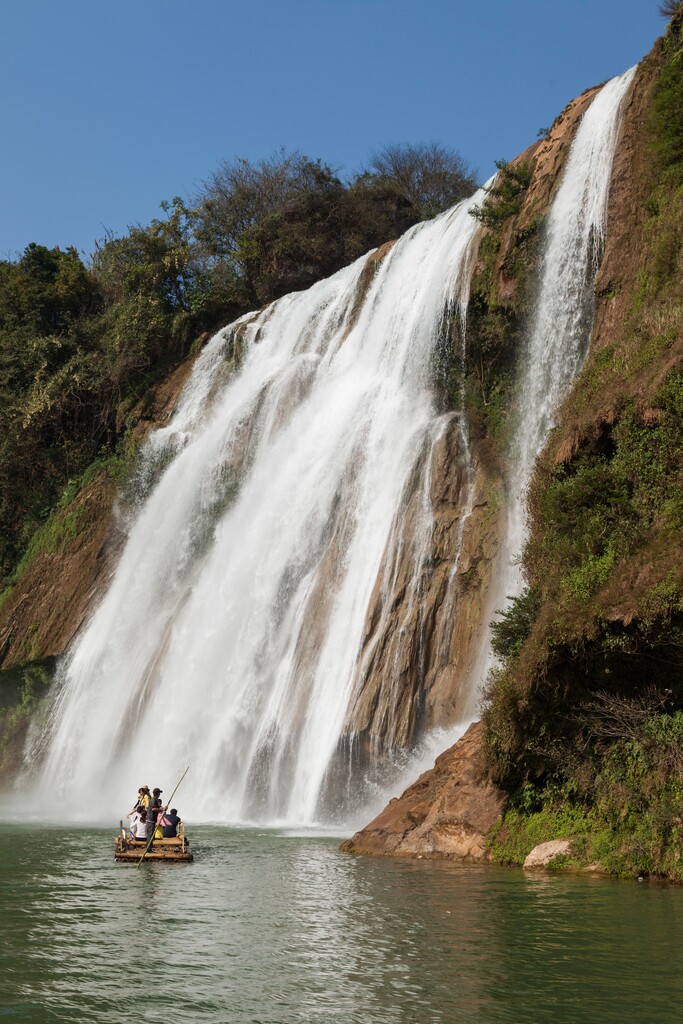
<box><xmin>1</xmin><ymin>826</ymin><xmax>682</xmax><ymax>1023</ymax></box>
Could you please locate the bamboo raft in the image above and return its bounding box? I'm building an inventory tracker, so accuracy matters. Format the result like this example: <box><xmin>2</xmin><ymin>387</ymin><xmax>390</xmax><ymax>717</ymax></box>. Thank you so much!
<box><xmin>115</xmin><ymin>821</ymin><xmax>193</xmax><ymax>862</ymax></box>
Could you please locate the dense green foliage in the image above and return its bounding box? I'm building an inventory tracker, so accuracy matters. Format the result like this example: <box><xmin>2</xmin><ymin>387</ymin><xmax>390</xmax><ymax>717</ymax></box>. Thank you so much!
<box><xmin>490</xmin><ymin>706</ymin><xmax>683</xmax><ymax>881</ymax></box>
<box><xmin>490</xmin><ymin>588</ymin><xmax>541</xmax><ymax>661</ymax></box>
<box><xmin>0</xmin><ymin>145</ymin><xmax>477</xmax><ymax>590</ymax></box>
<box><xmin>470</xmin><ymin>160</ymin><xmax>533</xmax><ymax>229</ymax></box>
<box><xmin>461</xmin><ymin>160</ymin><xmax>541</xmax><ymax>441</ymax></box>
<box><xmin>483</xmin><ymin>14</ymin><xmax>683</xmax><ymax>878</ymax></box>
<box><xmin>0</xmin><ymin>205</ymin><xmax>208</xmax><ymax>584</ymax></box>
<box><xmin>0</xmin><ymin>658</ymin><xmax>55</xmax><ymax>777</ymax></box>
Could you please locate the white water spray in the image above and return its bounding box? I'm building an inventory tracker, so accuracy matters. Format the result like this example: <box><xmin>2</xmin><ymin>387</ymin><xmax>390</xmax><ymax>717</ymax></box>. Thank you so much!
<box><xmin>503</xmin><ymin>67</ymin><xmax>636</xmax><ymax>590</ymax></box>
<box><xmin>30</xmin><ymin>191</ymin><xmax>486</xmax><ymax>825</ymax></box>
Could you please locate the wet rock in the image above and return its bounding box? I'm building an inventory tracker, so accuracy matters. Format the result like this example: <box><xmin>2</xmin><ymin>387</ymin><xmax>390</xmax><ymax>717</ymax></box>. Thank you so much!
<box><xmin>343</xmin><ymin>420</ymin><xmax>506</xmax><ymax>749</ymax></box>
<box><xmin>341</xmin><ymin>722</ymin><xmax>506</xmax><ymax>861</ymax></box>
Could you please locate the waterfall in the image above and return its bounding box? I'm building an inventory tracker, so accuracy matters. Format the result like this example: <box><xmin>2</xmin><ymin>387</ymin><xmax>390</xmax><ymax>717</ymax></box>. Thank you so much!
<box><xmin>22</xmin><ymin>66</ymin><xmax>635</xmax><ymax>828</ymax></box>
<box><xmin>503</xmin><ymin>67</ymin><xmax>636</xmax><ymax>591</ymax></box>
<box><xmin>29</xmin><ymin>190</ymin><xmax>487</xmax><ymax>825</ymax></box>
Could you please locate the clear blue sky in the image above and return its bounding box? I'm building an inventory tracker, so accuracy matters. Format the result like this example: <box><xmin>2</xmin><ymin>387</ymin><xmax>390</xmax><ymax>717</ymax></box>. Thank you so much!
<box><xmin>0</xmin><ymin>0</ymin><xmax>664</xmax><ymax>260</ymax></box>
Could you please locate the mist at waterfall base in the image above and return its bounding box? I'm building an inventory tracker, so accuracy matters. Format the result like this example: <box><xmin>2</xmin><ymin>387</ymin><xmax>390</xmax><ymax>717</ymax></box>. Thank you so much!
<box><xmin>14</xmin><ymin>67</ymin><xmax>635</xmax><ymax>830</ymax></box>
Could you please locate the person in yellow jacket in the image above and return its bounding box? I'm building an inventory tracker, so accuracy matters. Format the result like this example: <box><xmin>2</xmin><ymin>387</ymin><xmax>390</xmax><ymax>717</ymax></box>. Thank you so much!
<box><xmin>129</xmin><ymin>785</ymin><xmax>151</xmax><ymax>816</ymax></box>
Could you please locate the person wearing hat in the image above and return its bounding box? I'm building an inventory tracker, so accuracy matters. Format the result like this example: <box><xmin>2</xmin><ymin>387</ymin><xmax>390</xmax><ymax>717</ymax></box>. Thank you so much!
<box><xmin>150</xmin><ymin>787</ymin><xmax>164</xmax><ymax>839</ymax></box>
<box><xmin>129</xmin><ymin>785</ymin><xmax>151</xmax><ymax>816</ymax></box>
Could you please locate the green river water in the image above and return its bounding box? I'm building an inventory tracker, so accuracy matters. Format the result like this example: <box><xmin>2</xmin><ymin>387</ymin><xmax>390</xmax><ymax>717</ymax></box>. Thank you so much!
<box><xmin>1</xmin><ymin>824</ymin><xmax>682</xmax><ymax>1023</ymax></box>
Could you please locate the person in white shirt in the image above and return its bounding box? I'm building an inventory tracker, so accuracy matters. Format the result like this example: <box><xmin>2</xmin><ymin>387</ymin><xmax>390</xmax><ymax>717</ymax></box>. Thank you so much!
<box><xmin>128</xmin><ymin>809</ymin><xmax>149</xmax><ymax>841</ymax></box>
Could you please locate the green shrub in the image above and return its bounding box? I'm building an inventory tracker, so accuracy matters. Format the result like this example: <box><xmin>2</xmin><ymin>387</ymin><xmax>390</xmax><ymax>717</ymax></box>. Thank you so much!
<box><xmin>490</xmin><ymin>588</ymin><xmax>541</xmax><ymax>660</ymax></box>
<box><xmin>470</xmin><ymin>160</ymin><xmax>533</xmax><ymax>228</ymax></box>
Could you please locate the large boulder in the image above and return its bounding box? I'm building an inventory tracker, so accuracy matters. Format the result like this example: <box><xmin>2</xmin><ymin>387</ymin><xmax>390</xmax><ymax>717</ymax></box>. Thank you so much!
<box><xmin>340</xmin><ymin>721</ymin><xmax>506</xmax><ymax>860</ymax></box>
<box><xmin>523</xmin><ymin>840</ymin><xmax>573</xmax><ymax>869</ymax></box>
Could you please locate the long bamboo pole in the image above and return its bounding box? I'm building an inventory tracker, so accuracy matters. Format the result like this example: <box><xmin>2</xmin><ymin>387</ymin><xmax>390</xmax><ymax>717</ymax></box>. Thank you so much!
<box><xmin>137</xmin><ymin>765</ymin><xmax>190</xmax><ymax>867</ymax></box>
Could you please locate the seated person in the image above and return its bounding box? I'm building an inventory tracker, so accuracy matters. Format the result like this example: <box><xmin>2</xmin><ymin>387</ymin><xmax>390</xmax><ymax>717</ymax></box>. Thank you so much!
<box><xmin>128</xmin><ymin>809</ymin><xmax>149</xmax><ymax>841</ymax></box>
<box><xmin>160</xmin><ymin>808</ymin><xmax>181</xmax><ymax>838</ymax></box>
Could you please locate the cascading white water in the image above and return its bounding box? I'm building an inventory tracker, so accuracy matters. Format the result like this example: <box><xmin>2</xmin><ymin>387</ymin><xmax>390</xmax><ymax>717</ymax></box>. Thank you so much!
<box><xmin>30</xmin><ymin>190</ymin><xmax>487</xmax><ymax>825</ymax></box>
<box><xmin>503</xmin><ymin>67</ymin><xmax>636</xmax><ymax>590</ymax></box>
<box><xmin>22</xmin><ymin>67</ymin><xmax>635</xmax><ymax>828</ymax></box>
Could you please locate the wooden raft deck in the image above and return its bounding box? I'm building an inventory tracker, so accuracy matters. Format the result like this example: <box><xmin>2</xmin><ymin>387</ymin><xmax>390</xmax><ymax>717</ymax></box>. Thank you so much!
<box><xmin>115</xmin><ymin>829</ymin><xmax>193</xmax><ymax>863</ymax></box>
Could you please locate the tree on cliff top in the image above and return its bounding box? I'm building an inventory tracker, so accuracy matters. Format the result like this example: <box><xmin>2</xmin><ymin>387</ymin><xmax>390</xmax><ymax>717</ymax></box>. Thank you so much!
<box><xmin>363</xmin><ymin>142</ymin><xmax>478</xmax><ymax>221</ymax></box>
<box><xmin>193</xmin><ymin>149</ymin><xmax>351</xmax><ymax>306</ymax></box>
<box><xmin>193</xmin><ymin>144</ymin><xmax>478</xmax><ymax>307</ymax></box>
<box><xmin>659</xmin><ymin>1</ymin><xmax>682</xmax><ymax>19</ymax></box>
<box><xmin>194</xmin><ymin>150</ymin><xmax>329</xmax><ymax>262</ymax></box>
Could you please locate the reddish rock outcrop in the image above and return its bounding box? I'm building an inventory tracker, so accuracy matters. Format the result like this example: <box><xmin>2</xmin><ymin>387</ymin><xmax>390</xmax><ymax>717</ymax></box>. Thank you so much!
<box><xmin>341</xmin><ymin>722</ymin><xmax>506</xmax><ymax>860</ymax></box>
<box><xmin>482</xmin><ymin>85</ymin><xmax>600</xmax><ymax>307</ymax></box>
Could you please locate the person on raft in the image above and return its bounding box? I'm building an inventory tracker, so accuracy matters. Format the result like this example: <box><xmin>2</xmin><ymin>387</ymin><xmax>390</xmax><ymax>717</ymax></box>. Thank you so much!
<box><xmin>128</xmin><ymin>807</ymin><xmax>149</xmax><ymax>841</ymax></box>
<box><xmin>130</xmin><ymin>785</ymin><xmax>151</xmax><ymax>815</ymax></box>
<box><xmin>126</xmin><ymin>785</ymin><xmax>159</xmax><ymax>843</ymax></box>
<box><xmin>149</xmin><ymin>787</ymin><xmax>164</xmax><ymax>839</ymax></box>
<box><xmin>127</xmin><ymin>785</ymin><xmax>173</xmax><ymax>843</ymax></box>
<box><xmin>160</xmin><ymin>808</ymin><xmax>181</xmax><ymax>838</ymax></box>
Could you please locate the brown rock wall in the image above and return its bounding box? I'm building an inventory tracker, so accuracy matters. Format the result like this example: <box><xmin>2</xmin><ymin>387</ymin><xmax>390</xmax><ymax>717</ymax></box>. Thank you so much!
<box><xmin>342</xmin><ymin>66</ymin><xmax>651</xmax><ymax>855</ymax></box>
<box><xmin>591</xmin><ymin>58</ymin><xmax>656</xmax><ymax>359</ymax></box>
<box><xmin>553</xmin><ymin>49</ymin><xmax>670</xmax><ymax>461</ymax></box>
<box><xmin>481</xmin><ymin>85</ymin><xmax>600</xmax><ymax>309</ymax></box>
<box><xmin>343</xmin><ymin>417</ymin><xmax>505</xmax><ymax>750</ymax></box>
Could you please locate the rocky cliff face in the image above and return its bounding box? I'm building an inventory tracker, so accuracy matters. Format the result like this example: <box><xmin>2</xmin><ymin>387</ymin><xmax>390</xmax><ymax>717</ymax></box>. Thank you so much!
<box><xmin>339</xmin><ymin>86</ymin><xmax>600</xmax><ymax>756</ymax></box>
<box><xmin>344</xmin><ymin>421</ymin><xmax>503</xmax><ymax>748</ymax></box>
<box><xmin>336</xmin><ymin>84</ymin><xmax>621</xmax><ymax>857</ymax></box>
<box><xmin>349</xmin><ymin>20</ymin><xmax>683</xmax><ymax>867</ymax></box>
